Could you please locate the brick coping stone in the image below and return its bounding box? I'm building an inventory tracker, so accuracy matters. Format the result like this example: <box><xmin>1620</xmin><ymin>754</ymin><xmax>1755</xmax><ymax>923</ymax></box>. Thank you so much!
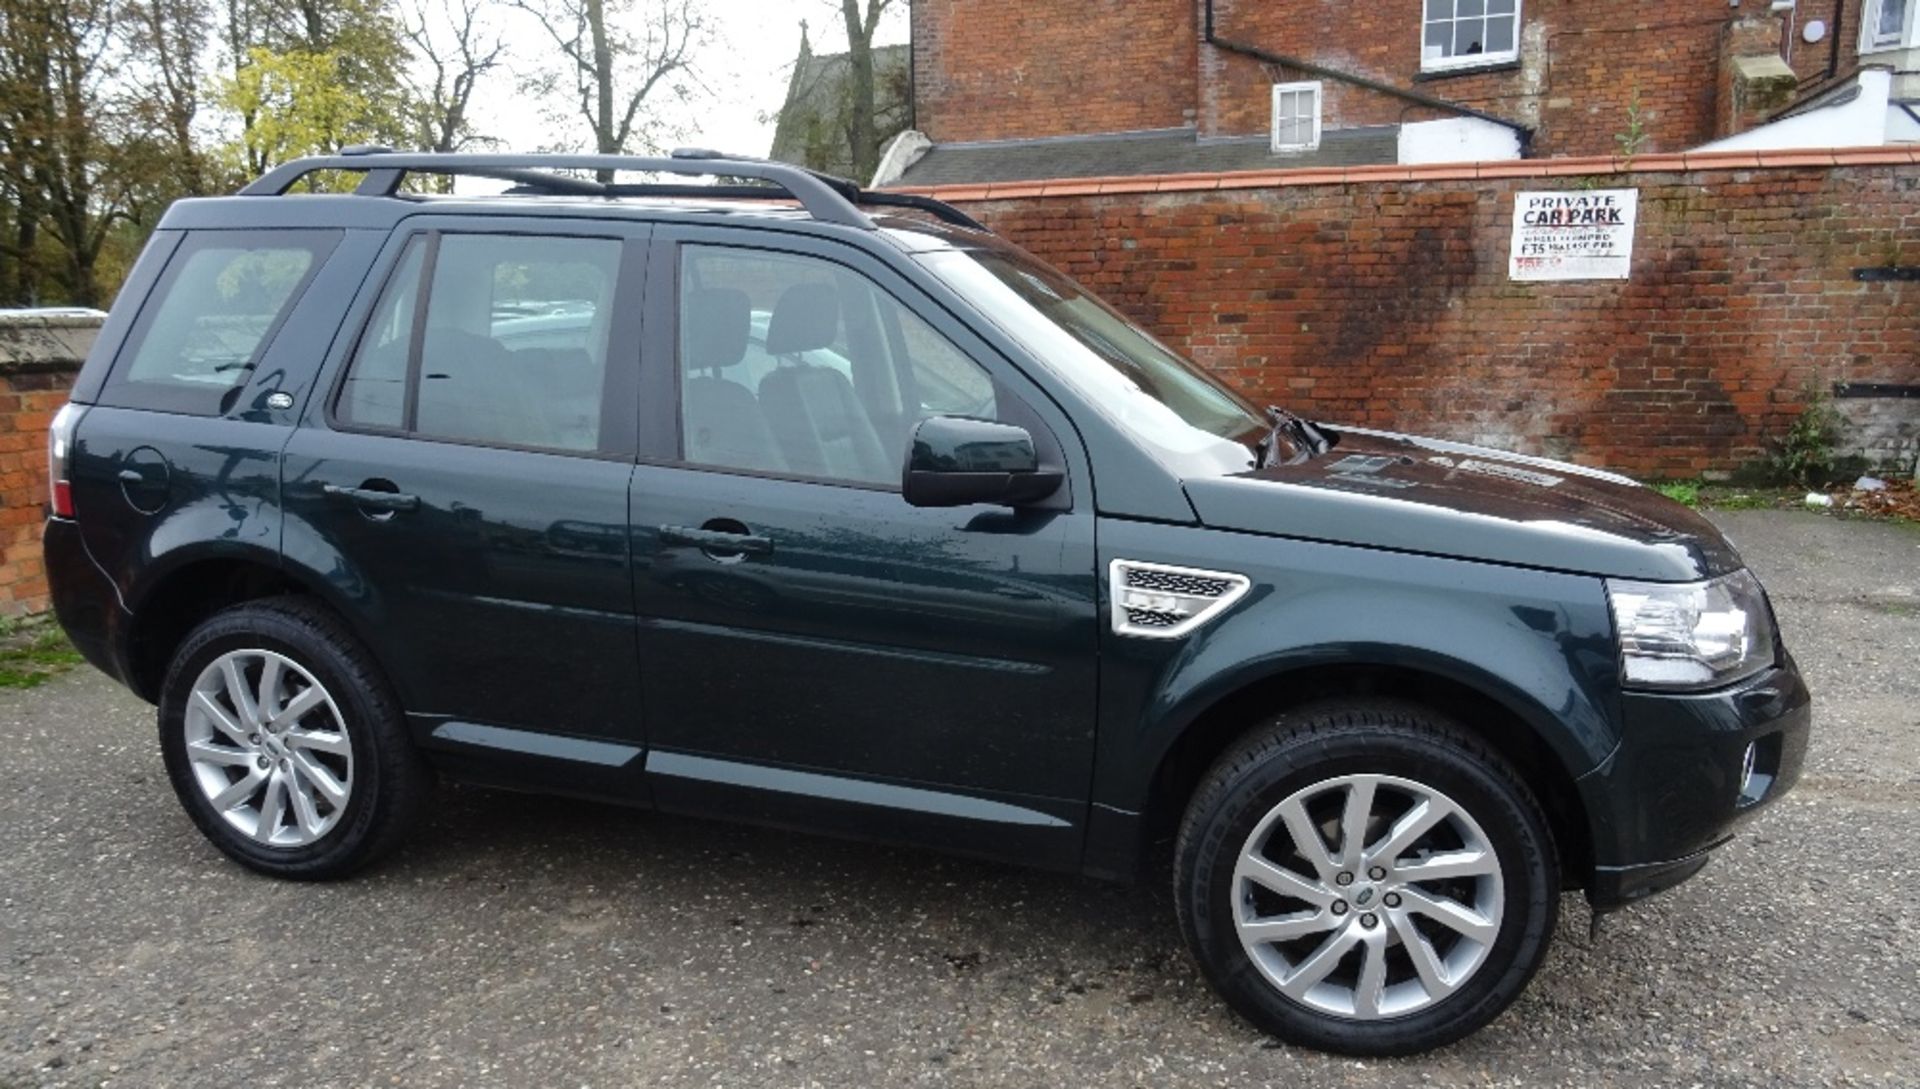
<box><xmin>884</xmin><ymin>146</ymin><xmax>1920</xmax><ymax>201</ymax></box>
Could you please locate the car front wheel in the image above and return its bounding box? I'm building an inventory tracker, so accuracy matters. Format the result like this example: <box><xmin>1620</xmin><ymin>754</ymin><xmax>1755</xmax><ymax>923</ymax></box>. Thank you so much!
<box><xmin>1175</xmin><ymin>700</ymin><xmax>1559</xmax><ymax>1055</ymax></box>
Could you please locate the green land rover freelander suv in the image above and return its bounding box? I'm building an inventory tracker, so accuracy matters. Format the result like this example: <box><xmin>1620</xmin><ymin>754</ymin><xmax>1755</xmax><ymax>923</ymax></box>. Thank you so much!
<box><xmin>44</xmin><ymin>150</ymin><xmax>1810</xmax><ymax>1056</ymax></box>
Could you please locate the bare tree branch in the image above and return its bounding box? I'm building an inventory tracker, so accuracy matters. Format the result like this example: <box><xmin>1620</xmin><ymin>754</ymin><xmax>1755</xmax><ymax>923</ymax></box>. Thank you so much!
<box><xmin>511</xmin><ymin>0</ymin><xmax>713</xmax><ymax>176</ymax></box>
<box><xmin>402</xmin><ymin>0</ymin><xmax>504</xmax><ymax>156</ymax></box>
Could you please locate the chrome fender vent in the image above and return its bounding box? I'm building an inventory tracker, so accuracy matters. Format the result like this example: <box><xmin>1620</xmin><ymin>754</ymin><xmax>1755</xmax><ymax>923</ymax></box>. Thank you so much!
<box><xmin>1109</xmin><ymin>559</ymin><xmax>1252</xmax><ymax>639</ymax></box>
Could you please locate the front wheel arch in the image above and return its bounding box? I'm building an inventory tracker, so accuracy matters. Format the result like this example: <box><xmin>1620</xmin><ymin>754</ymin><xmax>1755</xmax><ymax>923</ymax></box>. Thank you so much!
<box><xmin>1172</xmin><ymin>699</ymin><xmax>1561</xmax><ymax>1054</ymax></box>
<box><xmin>1139</xmin><ymin>663</ymin><xmax>1595</xmax><ymax>891</ymax></box>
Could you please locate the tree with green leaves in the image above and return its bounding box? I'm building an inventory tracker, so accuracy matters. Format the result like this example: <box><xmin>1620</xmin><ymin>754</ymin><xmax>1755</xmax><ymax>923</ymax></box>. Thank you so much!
<box><xmin>216</xmin><ymin>0</ymin><xmax>414</xmax><ymax>174</ymax></box>
<box><xmin>217</xmin><ymin>46</ymin><xmax>378</xmax><ymax>175</ymax></box>
<box><xmin>118</xmin><ymin>0</ymin><xmax>220</xmax><ymax>218</ymax></box>
<box><xmin>0</xmin><ymin>0</ymin><xmax>511</xmax><ymax>305</ymax></box>
<box><xmin>0</xmin><ymin>0</ymin><xmax>134</xmax><ymax>305</ymax></box>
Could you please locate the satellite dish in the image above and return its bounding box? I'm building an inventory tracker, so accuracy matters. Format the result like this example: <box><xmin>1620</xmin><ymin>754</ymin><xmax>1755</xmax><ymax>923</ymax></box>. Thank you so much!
<box><xmin>1803</xmin><ymin>19</ymin><xmax>1827</xmax><ymax>43</ymax></box>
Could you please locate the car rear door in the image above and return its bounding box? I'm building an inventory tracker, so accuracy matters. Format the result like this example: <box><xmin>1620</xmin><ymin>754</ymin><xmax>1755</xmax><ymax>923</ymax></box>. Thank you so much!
<box><xmin>279</xmin><ymin>215</ymin><xmax>650</xmax><ymax>797</ymax></box>
<box><xmin>628</xmin><ymin>225</ymin><xmax>1100</xmax><ymax>868</ymax></box>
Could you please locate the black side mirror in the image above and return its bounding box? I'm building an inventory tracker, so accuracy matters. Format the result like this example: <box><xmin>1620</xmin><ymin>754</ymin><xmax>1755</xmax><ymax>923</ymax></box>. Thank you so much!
<box><xmin>902</xmin><ymin>416</ymin><xmax>1065</xmax><ymax>508</ymax></box>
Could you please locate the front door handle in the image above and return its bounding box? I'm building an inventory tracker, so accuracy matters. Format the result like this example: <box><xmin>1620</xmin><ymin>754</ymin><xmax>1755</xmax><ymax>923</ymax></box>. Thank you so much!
<box><xmin>658</xmin><ymin>524</ymin><xmax>773</xmax><ymax>556</ymax></box>
<box><xmin>322</xmin><ymin>483</ymin><xmax>421</xmax><ymax>513</ymax></box>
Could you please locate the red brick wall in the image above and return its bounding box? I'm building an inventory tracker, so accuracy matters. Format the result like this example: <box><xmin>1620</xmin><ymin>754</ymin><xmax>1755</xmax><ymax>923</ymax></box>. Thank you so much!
<box><xmin>0</xmin><ymin>365</ymin><xmax>77</xmax><ymax>616</ymax></box>
<box><xmin>1198</xmin><ymin>0</ymin><xmax>1769</xmax><ymax>155</ymax></box>
<box><xmin>901</xmin><ymin>153</ymin><xmax>1920</xmax><ymax>478</ymax></box>
<box><xmin>913</xmin><ymin>1</ymin><xmax>1868</xmax><ymax>158</ymax></box>
<box><xmin>1788</xmin><ymin>0</ymin><xmax>1865</xmax><ymax>86</ymax></box>
<box><xmin>911</xmin><ymin>0</ymin><xmax>1197</xmax><ymax>142</ymax></box>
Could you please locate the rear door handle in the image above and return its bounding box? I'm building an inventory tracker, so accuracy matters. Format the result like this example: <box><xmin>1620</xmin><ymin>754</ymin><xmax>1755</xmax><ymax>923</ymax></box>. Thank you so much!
<box><xmin>322</xmin><ymin>483</ymin><xmax>421</xmax><ymax>513</ymax></box>
<box><xmin>658</xmin><ymin>525</ymin><xmax>773</xmax><ymax>556</ymax></box>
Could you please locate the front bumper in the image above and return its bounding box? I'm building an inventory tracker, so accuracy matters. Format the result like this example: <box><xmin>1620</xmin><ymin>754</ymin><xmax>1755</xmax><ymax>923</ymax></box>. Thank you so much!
<box><xmin>1581</xmin><ymin>655</ymin><xmax>1811</xmax><ymax>912</ymax></box>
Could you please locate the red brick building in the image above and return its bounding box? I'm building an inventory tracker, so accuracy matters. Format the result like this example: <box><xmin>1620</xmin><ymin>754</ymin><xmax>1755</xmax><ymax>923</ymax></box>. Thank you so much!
<box><xmin>887</xmin><ymin>0</ymin><xmax>1920</xmax><ymax>185</ymax></box>
<box><xmin>879</xmin><ymin>4</ymin><xmax>1920</xmax><ymax>479</ymax></box>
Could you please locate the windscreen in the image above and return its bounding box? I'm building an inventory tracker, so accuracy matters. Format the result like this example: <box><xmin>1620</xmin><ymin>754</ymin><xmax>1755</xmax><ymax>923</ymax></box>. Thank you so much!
<box><xmin>920</xmin><ymin>243</ymin><xmax>1264</xmax><ymax>474</ymax></box>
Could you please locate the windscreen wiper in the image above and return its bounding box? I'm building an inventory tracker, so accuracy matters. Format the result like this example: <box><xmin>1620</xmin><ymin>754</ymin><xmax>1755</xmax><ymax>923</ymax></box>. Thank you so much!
<box><xmin>1256</xmin><ymin>405</ymin><xmax>1331</xmax><ymax>468</ymax></box>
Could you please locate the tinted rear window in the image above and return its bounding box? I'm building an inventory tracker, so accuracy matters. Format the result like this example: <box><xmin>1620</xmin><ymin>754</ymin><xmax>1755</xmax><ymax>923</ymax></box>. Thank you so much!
<box><xmin>333</xmin><ymin>231</ymin><xmax>625</xmax><ymax>455</ymax></box>
<box><xmin>105</xmin><ymin>230</ymin><xmax>338</xmax><ymax>414</ymax></box>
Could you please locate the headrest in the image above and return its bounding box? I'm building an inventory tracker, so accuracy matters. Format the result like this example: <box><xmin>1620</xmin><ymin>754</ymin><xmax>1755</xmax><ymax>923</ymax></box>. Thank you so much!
<box><xmin>764</xmin><ymin>282</ymin><xmax>840</xmax><ymax>356</ymax></box>
<box><xmin>683</xmin><ymin>287</ymin><xmax>750</xmax><ymax>371</ymax></box>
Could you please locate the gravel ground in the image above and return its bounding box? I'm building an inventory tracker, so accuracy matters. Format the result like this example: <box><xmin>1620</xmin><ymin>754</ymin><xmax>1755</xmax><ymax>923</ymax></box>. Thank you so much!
<box><xmin>2</xmin><ymin>510</ymin><xmax>1916</xmax><ymax>1088</ymax></box>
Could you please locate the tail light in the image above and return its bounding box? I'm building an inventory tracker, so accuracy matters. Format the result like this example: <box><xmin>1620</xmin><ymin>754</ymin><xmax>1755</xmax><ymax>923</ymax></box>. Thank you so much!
<box><xmin>47</xmin><ymin>402</ymin><xmax>83</xmax><ymax>519</ymax></box>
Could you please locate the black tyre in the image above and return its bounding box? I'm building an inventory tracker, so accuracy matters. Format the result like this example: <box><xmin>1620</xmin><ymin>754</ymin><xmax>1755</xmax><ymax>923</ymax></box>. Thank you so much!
<box><xmin>1174</xmin><ymin>700</ymin><xmax>1559</xmax><ymax>1056</ymax></box>
<box><xmin>157</xmin><ymin>596</ymin><xmax>431</xmax><ymax>879</ymax></box>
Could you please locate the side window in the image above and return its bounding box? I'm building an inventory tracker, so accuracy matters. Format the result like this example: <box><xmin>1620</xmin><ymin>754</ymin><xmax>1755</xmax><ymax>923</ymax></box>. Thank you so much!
<box><xmin>335</xmin><ymin>232</ymin><xmax>624</xmax><ymax>454</ymax></box>
<box><xmin>678</xmin><ymin>245</ymin><xmax>999</xmax><ymax>487</ymax></box>
<box><xmin>110</xmin><ymin>230</ymin><xmax>337</xmax><ymax>414</ymax></box>
<box><xmin>336</xmin><ymin>237</ymin><xmax>425</xmax><ymax>431</ymax></box>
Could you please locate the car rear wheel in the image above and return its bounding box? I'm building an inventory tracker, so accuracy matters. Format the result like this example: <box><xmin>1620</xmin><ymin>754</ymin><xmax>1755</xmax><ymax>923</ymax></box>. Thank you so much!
<box><xmin>1174</xmin><ymin>700</ymin><xmax>1558</xmax><ymax>1055</ymax></box>
<box><xmin>158</xmin><ymin>597</ymin><xmax>429</xmax><ymax>879</ymax></box>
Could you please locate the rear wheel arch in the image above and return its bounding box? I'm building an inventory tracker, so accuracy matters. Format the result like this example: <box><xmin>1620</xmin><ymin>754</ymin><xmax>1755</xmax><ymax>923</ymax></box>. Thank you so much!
<box><xmin>156</xmin><ymin>594</ymin><xmax>432</xmax><ymax>877</ymax></box>
<box><xmin>1141</xmin><ymin>663</ymin><xmax>1595</xmax><ymax>890</ymax></box>
<box><xmin>124</xmin><ymin>554</ymin><xmax>376</xmax><ymax>704</ymax></box>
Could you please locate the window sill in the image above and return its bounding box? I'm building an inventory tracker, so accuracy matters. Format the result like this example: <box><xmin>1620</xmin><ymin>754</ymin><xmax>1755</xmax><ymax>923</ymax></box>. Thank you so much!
<box><xmin>1415</xmin><ymin>59</ymin><xmax>1522</xmax><ymax>82</ymax></box>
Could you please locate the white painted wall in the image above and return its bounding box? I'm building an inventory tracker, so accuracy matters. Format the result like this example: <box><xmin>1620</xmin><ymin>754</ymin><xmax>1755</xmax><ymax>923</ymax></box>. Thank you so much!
<box><xmin>1397</xmin><ymin>117</ymin><xmax>1524</xmax><ymax>165</ymax></box>
<box><xmin>1698</xmin><ymin>69</ymin><xmax>1897</xmax><ymax>151</ymax></box>
<box><xmin>1887</xmin><ymin>98</ymin><xmax>1920</xmax><ymax>143</ymax></box>
<box><xmin>869</xmin><ymin>130</ymin><xmax>934</xmax><ymax>188</ymax></box>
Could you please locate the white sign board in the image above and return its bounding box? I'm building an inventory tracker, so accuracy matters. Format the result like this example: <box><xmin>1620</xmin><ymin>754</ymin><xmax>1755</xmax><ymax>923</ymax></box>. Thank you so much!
<box><xmin>1508</xmin><ymin>189</ymin><xmax>1639</xmax><ymax>282</ymax></box>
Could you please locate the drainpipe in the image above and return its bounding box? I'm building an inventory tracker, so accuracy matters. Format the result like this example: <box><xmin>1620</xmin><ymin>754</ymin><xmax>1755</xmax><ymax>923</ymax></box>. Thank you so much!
<box><xmin>1202</xmin><ymin>0</ymin><xmax>1534</xmax><ymax>150</ymax></box>
<box><xmin>1826</xmin><ymin>0</ymin><xmax>1845</xmax><ymax>81</ymax></box>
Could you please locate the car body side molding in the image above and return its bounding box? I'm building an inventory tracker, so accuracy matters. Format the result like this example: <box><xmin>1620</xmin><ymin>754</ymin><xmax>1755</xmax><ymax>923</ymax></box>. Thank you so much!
<box><xmin>431</xmin><ymin>721</ymin><xmax>642</xmax><ymax>767</ymax></box>
<box><xmin>645</xmin><ymin>751</ymin><xmax>1074</xmax><ymax>828</ymax></box>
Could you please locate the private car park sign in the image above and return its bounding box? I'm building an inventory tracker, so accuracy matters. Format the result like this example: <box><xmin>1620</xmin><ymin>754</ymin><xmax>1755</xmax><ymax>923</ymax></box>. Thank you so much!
<box><xmin>1509</xmin><ymin>189</ymin><xmax>1639</xmax><ymax>281</ymax></box>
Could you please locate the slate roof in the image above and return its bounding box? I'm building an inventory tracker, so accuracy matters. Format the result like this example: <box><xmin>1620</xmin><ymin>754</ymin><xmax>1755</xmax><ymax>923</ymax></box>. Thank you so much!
<box><xmin>894</xmin><ymin>125</ymin><xmax>1400</xmax><ymax>186</ymax></box>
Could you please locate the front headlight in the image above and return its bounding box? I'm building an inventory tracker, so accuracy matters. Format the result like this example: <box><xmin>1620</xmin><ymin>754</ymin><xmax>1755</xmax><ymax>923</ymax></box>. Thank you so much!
<box><xmin>1606</xmin><ymin>569</ymin><xmax>1775</xmax><ymax>690</ymax></box>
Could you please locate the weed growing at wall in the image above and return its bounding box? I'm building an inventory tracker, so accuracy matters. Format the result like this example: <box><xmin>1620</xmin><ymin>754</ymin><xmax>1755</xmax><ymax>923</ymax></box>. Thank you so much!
<box><xmin>1654</xmin><ymin>481</ymin><xmax>1701</xmax><ymax>507</ymax></box>
<box><xmin>1614</xmin><ymin>88</ymin><xmax>1650</xmax><ymax>166</ymax></box>
<box><xmin>1770</xmin><ymin>383</ymin><xmax>1846</xmax><ymax>487</ymax></box>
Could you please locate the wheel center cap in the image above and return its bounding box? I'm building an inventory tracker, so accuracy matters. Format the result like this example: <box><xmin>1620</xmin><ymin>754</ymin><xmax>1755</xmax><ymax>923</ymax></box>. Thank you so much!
<box><xmin>1353</xmin><ymin>886</ymin><xmax>1377</xmax><ymax>907</ymax></box>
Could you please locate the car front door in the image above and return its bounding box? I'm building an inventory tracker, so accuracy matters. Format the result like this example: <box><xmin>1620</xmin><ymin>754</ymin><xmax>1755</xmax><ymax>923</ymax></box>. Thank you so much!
<box><xmin>280</xmin><ymin>216</ymin><xmax>650</xmax><ymax>791</ymax></box>
<box><xmin>629</xmin><ymin>227</ymin><xmax>1100</xmax><ymax>867</ymax></box>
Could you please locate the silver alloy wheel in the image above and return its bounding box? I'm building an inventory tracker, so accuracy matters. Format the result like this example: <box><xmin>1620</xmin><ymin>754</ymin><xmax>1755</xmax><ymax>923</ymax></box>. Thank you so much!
<box><xmin>1233</xmin><ymin>773</ymin><xmax>1504</xmax><ymax>1020</ymax></box>
<box><xmin>182</xmin><ymin>649</ymin><xmax>354</xmax><ymax>847</ymax></box>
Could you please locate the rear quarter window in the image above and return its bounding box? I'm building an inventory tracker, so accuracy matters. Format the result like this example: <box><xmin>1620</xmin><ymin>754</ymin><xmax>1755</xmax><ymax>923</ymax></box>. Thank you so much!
<box><xmin>102</xmin><ymin>230</ymin><xmax>340</xmax><ymax>415</ymax></box>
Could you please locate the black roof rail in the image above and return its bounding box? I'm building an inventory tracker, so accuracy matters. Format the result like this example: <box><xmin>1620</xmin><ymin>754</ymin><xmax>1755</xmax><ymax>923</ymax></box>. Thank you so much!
<box><xmin>237</xmin><ymin>149</ymin><xmax>992</xmax><ymax>234</ymax></box>
<box><xmin>854</xmin><ymin>190</ymin><xmax>988</xmax><ymax>232</ymax></box>
<box><xmin>240</xmin><ymin>150</ymin><xmax>877</xmax><ymax>228</ymax></box>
